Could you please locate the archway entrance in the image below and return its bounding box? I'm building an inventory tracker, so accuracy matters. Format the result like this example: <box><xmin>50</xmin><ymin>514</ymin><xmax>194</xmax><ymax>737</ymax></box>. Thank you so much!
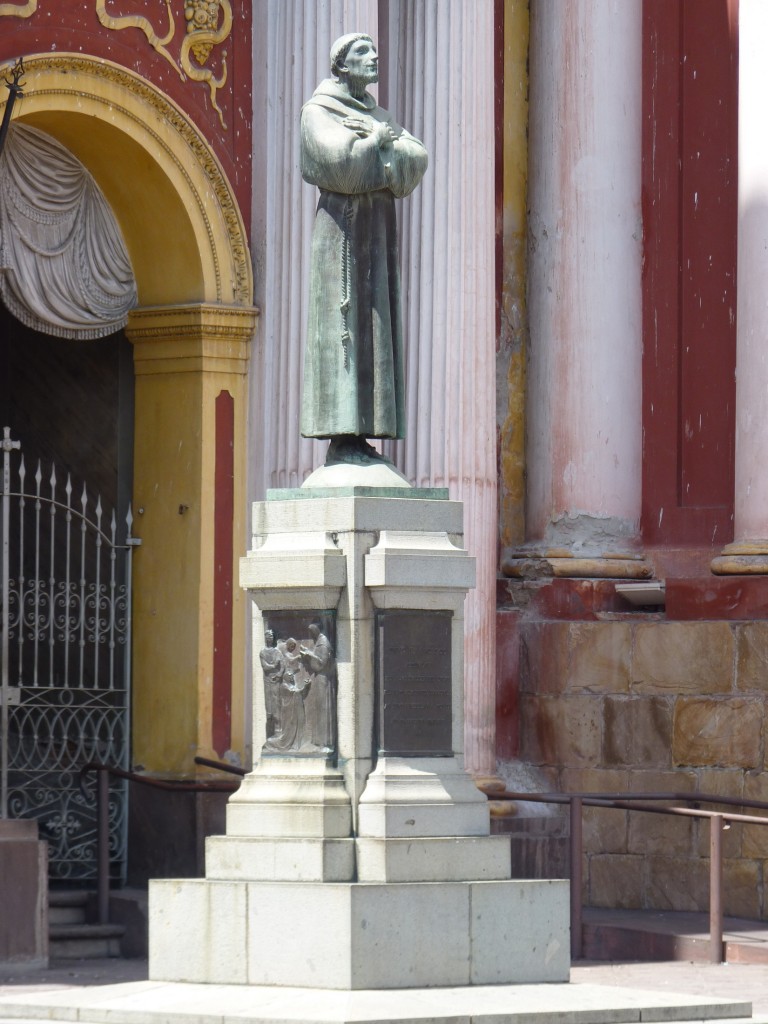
<box><xmin>1</xmin><ymin>53</ymin><xmax>257</xmax><ymax>880</ymax></box>
<box><xmin>0</xmin><ymin>307</ymin><xmax>136</xmax><ymax>882</ymax></box>
<box><xmin>0</xmin><ymin>309</ymin><xmax>134</xmax><ymax>514</ymax></box>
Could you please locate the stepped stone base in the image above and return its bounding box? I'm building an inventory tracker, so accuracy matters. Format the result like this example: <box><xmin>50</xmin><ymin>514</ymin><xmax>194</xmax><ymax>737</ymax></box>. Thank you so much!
<box><xmin>0</xmin><ymin>978</ymin><xmax>753</xmax><ymax>1024</ymax></box>
<box><xmin>149</xmin><ymin>877</ymin><xmax>569</xmax><ymax>989</ymax></box>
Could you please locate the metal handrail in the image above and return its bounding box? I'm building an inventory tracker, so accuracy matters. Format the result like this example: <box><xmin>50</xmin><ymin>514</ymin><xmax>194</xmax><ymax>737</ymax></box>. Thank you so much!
<box><xmin>79</xmin><ymin>760</ymin><xmax>241</xmax><ymax>926</ymax></box>
<box><xmin>489</xmin><ymin>789</ymin><xmax>768</xmax><ymax>963</ymax></box>
<box><xmin>194</xmin><ymin>755</ymin><xmax>247</xmax><ymax>777</ymax></box>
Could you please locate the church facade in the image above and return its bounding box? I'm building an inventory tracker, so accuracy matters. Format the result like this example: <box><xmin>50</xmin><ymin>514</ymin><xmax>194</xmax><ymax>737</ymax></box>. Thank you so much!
<box><xmin>1</xmin><ymin>0</ymin><xmax>765</xmax><ymax>921</ymax></box>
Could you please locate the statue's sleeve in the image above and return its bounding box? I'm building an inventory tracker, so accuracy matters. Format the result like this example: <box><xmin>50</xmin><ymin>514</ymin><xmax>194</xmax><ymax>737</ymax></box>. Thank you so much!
<box><xmin>384</xmin><ymin>125</ymin><xmax>428</xmax><ymax>199</ymax></box>
<box><xmin>301</xmin><ymin>103</ymin><xmax>390</xmax><ymax>195</ymax></box>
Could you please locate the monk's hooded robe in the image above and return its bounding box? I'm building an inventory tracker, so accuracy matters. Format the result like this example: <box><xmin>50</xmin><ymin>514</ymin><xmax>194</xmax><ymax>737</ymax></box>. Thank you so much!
<box><xmin>300</xmin><ymin>78</ymin><xmax>428</xmax><ymax>439</ymax></box>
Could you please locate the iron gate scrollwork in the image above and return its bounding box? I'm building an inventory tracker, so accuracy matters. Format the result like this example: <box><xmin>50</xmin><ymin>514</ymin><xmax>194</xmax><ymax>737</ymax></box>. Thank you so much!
<box><xmin>0</xmin><ymin>427</ymin><xmax>139</xmax><ymax>882</ymax></box>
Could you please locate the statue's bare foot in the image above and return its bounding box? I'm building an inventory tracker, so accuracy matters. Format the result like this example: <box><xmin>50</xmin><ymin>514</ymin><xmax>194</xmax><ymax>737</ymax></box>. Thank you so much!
<box><xmin>325</xmin><ymin>435</ymin><xmax>390</xmax><ymax>466</ymax></box>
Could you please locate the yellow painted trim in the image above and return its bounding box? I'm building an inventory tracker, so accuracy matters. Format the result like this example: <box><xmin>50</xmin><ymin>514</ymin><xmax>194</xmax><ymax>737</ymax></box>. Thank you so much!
<box><xmin>1</xmin><ymin>53</ymin><xmax>252</xmax><ymax>307</ymax></box>
<box><xmin>499</xmin><ymin>0</ymin><xmax>529</xmax><ymax>549</ymax></box>
<box><xmin>127</xmin><ymin>304</ymin><xmax>258</xmax><ymax>776</ymax></box>
<box><xmin>0</xmin><ymin>1</ymin><xmax>36</xmax><ymax>16</ymax></box>
<box><xmin>95</xmin><ymin>0</ymin><xmax>180</xmax><ymax>78</ymax></box>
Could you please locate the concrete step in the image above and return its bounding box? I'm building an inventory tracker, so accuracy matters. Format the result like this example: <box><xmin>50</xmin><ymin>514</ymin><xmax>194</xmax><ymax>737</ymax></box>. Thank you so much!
<box><xmin>48</xmin><ymin>904</ymin><xmax>85</xmax><ymax>926</ymax></box>
<box><xmin>582</xmin><ymin>907</ymin><xmax>768</xmax><ymax>965</ymax></box>
<box><xmin>48</xmin><ymin>889</ymin><xmax>89</xmax><ymax>933</ymax></box>
<box><xmin>49</xmin><ymin>922</ymin><xmax>126</xmax><ymax>960</ymax></box>
<box><xmin>0</xmin><ymin>979</ymin><xmax>754</xmax><ymax>1024</ymax></box>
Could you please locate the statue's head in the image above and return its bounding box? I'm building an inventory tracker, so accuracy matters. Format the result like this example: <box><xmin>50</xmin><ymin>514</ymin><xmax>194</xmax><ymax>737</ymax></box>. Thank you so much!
<box><xmin>264</xmin><ymin>628</ymin><xmax>275</xmax><ymax>646</ymax></box>
<box><xmin>330</xmin><ymin>33</ymin><xmax>377</xmax><ymax>85</ymax></box>
<box><xmin>309</xmin><ymin>623</ymin><xmax>320</xmax><ymax>638</ymax></box>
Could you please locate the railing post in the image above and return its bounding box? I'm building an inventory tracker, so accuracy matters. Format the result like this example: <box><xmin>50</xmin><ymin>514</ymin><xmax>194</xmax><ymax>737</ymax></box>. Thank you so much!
<box><xmin>710</xmin><ymin>813</ymin><xmax>724</xmax><ymax>963</ymax></box>
<box><xmin>97</xmin><ymin>766</ymin><xmax>110</xmax><ymax>925</ymax></box>
<box><xmin>570</xmin><ymin>796</ymin><xmax>583</xmax><ymax>960</ymax></box>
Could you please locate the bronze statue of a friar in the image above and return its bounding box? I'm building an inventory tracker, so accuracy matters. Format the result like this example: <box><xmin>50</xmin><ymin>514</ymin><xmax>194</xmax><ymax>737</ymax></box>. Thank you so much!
<box><xmin>300</xmin><ymin>33</ymin><xmax>428</xmax><ymax>466</ymax></box>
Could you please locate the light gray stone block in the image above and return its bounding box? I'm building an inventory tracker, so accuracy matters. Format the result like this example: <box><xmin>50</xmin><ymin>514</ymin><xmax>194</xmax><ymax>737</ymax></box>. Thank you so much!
<box><xmin>469</xmin><ymin>880</ymin><xmax>571</xmax><ymax>984</ymax></box>
<box><xmin>206</xmin><ymin>836</ymin><xmax>355</xmax><ymax>881</ymax></box>
<box><xmin>365</xmin><ymin>530</ymin><xmax>476</xmax><ymax>591</ymax></box>
<box><xmin>149</xmin><ymin>880</ymin><xmax>247</xmax><ymax>984</ymax></box>
<box><xmin>355</xmin><ymin>835</ymin><xmax>511</xmax><ymax>882</ymax></box>
<box><xmin>357</xmin><ymin>756</ymin><xmax>491</xmax><ymax>838</ymax></box>
<box><xmin>249</xmin><ymin>496</ymin><xmax>464</xmax><ymax>540</ymax></box>
<box><xmin>151</xmin><ymin>879</ymin><xmax>570</xmax><ymax>990</ymax></box>
<box><xmin>225</xmin><ymin>760</ymin><xmax>352</xmax><ymax>838</ymax></box>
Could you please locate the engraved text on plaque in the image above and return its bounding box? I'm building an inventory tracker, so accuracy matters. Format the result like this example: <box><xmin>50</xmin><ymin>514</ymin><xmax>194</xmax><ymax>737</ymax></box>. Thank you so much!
<box><xmin>375</xmin><ymin>610</ymin><xmax>452</xmax><ymax>756</ymax></box>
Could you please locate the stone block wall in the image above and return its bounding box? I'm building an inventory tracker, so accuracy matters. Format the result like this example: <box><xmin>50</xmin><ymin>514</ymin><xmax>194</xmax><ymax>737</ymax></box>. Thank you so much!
<box><xmin>497</xmin><ymin>578</ymin><xmax>768</xmax><ymax>921</ymax></box>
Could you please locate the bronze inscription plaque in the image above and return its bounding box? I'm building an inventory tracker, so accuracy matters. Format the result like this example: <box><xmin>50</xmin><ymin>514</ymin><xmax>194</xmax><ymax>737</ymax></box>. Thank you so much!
<box><xmin>375</xmin><ymin>610</ymin><xmax>453</xmax><ymax>756</ymax></box>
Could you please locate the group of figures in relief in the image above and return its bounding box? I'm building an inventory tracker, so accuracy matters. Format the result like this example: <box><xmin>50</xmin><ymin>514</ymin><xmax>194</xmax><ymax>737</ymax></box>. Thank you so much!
<box><xmin>259</xmin><ymin>623</ymin><xmax>336</xmax><ymax>754</ymax></box>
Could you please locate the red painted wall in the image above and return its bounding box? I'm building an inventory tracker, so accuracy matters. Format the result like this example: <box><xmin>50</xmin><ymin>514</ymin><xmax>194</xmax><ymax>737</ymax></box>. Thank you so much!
<box><xmin>641</xmin><ymin>0</ymin><xmax>738</xmax><ymax>547</ymax></box>
<box><xmin>0</xmin><ymin>0</ymin><xmax>252</xmax><ymax>232</ymax></box>
<box><xmin>213</xmin><ymin>390</ymin><xmax>235</xmax><ymax>757</ymax></box>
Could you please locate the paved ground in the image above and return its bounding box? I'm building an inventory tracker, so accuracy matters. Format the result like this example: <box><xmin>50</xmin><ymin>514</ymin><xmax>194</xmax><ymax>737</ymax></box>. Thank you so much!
<box><xmin>0</xmin><ymin>957</ymin><xmax>767</xmax><ymax>1020</ymax></box>
<box><xmin>0</xmin><ymin>957</ymin><xmax>147</xmax><ymax>994</ymax></box>
<box><xmin>571</xmin><ymin>960</ymin><xmax>768</xmax><ymax>1019</ymax></box>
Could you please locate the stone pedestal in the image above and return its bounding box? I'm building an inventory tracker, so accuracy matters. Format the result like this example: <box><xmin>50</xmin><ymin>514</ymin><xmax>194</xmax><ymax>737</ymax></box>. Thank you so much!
<box><xmin>149</xmin><ymin>490</ymin><xmax>569</xmax><ymax>992</ymax></box>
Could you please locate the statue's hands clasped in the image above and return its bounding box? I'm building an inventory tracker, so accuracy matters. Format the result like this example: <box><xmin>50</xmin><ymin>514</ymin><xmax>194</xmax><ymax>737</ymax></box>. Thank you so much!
<box><xmin>343</xmin><ymin>117</ymin><xmax>397</xmax><ymax>150</ymax></box>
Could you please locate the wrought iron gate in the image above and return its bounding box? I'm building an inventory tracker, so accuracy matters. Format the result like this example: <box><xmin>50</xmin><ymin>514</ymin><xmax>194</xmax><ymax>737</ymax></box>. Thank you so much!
<box><xmin>0</xmin><ymin>427</ymin><xmax>138</xmax><ymax>883</ymax></box>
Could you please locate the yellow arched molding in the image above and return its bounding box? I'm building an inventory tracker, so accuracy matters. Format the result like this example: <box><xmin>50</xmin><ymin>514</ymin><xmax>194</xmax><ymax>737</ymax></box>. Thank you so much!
<box><xmin>0</xmin><ymin>2</ymin><xmax>37</xmax><ymax>16</ymax></box>
<box><xmin>1</xmin><ymin>53</ymin><xmax>252</xmax><ymax>307</ymax></box>
<box><xmin>0</xmin><ymin>53</ymin><xmax>257</xmax><ymax>780</ymax></box>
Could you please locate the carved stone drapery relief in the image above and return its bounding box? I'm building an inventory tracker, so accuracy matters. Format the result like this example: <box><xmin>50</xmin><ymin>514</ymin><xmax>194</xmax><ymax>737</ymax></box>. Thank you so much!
<box><xmin>260</xmin><ymin>616</ymin><xmax>336</xmax><ymax>756</ymax></box>
<box><xmin>6</xmin><ymin>54</ymin><xmax>252</xmax><ymax>305</ymax></box>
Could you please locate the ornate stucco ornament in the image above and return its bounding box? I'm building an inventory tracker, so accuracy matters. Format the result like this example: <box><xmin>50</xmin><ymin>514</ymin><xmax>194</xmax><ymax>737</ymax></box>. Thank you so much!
<box><xmin>94</xmin><ymin>0</ymin><xmax>233</xmax><ymax>128</ymax></box>
<box><xmin>0</xmin><ymin>0</ymin><xmax>37</xmax><ymax>16</ymax></box>
<box><xmin>181</xmin><ymin>0</ymin><xmax>232</xmax><ymax>127</ymax></box>
<box><xmin>95</xmin><ymin>0</ymin><xmax>179</xmax><ymax>77</ymax></box>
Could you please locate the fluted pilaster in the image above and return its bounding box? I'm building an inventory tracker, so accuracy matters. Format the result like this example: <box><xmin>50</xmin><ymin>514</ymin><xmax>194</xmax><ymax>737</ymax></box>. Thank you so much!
<box><xmin>386</xmin><ymin>0</ymin><xmax>497</xmax><ymax>775</ymax></box>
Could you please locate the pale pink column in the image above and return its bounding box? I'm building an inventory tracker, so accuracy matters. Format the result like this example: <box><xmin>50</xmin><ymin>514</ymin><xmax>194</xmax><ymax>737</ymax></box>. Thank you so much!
<box><xmin>385</xmin><ymin>0</ymin><xmax>497</xmax><ymax>776</ymax></box>
<box><xmin>520</xmin><ymin>0</ymin><xmax>645</xmax><ymax>576</ymax></box>
<box><xmin>712</xmin><ymin>0</ymin><xmax>768</xmax><ymax>574</ymax></box>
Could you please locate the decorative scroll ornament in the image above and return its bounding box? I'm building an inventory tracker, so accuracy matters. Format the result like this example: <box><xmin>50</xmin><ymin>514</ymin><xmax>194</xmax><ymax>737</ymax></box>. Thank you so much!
<box><xmin>181</xmin><ymin>0</ymin><xmax>232</xmax><ymax>128</ymax></box>
<box><xmin>95</xmin><ymin>0</ymin><xmax>233</xmax><ymax>128</ymax></box>
<box><xmin>95</xmin><ymin>0</ymin><xmax>180</xmax><ymax>78</ymax></box>
<box><xmin>0</xmin><ymin>0</ymin><xmax>37</xmax><ymax>16</ymax></box>
<box><xmin>0</xmin><ymin>123</ymin><xmax>137</xmax><ymax>338</ymax></box>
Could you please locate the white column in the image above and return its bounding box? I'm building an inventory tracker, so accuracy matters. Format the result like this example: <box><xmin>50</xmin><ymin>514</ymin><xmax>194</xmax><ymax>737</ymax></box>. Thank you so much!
<box><xmin>385</xmin><ymin>0</ymin><xmax>497</xmax><ymax>776</ymax></box>
<box><xmin>520</xmin><ymin>0</ymin><xmax>645</xmax><ymax>576</ymax></box>
<box><xmin>712</xmin><ymin>0</ymin><xmax>768</xmax><ymax>574</ymax></box>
